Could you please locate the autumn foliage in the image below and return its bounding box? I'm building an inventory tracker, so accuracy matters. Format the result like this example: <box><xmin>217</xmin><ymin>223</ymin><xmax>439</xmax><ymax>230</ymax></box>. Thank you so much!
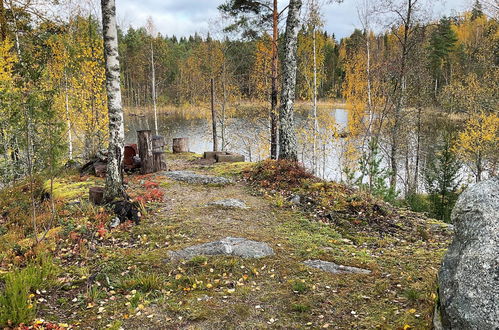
<box><xmin>244</xmin><ymin>160</ymin><xmax>316</xmax><ymax>190</ymax></box>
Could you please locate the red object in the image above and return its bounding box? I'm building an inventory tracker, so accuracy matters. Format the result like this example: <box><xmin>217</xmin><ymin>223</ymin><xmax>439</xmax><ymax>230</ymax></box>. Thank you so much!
<box><xmin>124</xmin><ymin>144</ymin><xmax>138</xmax><ymax>169</ymax></box>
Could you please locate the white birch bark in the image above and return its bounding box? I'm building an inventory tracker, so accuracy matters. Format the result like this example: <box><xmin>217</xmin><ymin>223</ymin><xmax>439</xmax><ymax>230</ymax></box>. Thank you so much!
<box><xmin>278</xmin><ymin>0</ymin><xmax>302</xmax><ymax>161</ymax></box>
<box><xmin>312</xmin><ymin>27</ymin><xmax>318</xmax><ymax>174</ymax></box>
<box><xmin>101</xmin><ymin>0</ymin><xmax>125</xmax><ymax>200</ymax></box>
<box><xmin>151</xmin><ymin>41</ymin><xmax>158</xmax><ymax>135</ymax></box>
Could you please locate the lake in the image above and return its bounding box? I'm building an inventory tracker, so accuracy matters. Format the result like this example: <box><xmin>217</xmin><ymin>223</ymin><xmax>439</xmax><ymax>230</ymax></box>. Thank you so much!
<box><xmin>125</xmin><ymin>108</ymin><xmax>350</xmax><ymax>181</ymax></box>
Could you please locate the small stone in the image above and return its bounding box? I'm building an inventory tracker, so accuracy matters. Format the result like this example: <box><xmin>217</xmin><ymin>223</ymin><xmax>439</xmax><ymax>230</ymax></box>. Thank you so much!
<box><xmin>207</xmin><ymin>199</ymin><xmax>248</xmax><ymax>209</ymax></box>
<box><xmin>303</xmin><ymin>260</ymin><xmax>371</xmax><ymax>274</ymax></box>
<box><xmin>167</xmin><ymin>237</ymin><xmax>274</xmax><ymax>260</ymax></box>
<box><xmin>109</xmin><ymin>217</ymin><xmax>121</xmax><ymax>228</ymax></box>
<box><xmin>289</xmin><ymin>195</ymin><xmax>301</xmax><ymax>205</ymax></box>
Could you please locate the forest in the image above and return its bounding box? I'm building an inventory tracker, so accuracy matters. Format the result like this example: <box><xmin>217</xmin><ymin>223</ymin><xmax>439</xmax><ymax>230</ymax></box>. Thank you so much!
<box><xmin>0</xmin><ymin>0</ymin><xmax>497</xmax><ymax>328</ymax></box>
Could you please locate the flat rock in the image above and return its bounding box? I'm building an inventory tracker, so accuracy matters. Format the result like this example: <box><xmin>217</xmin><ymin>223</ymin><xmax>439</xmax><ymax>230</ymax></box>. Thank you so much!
<box><xmin>168</xmin><ymin>237</ymin><xmax>274</xmax><ymax>260</ymax></box>
<box><xmin>303</xmin><ymin>260</ymin><xmax>371</xmax><ymax>274</ymax></box>
<box><xmin>164</xmin><ymin>171</ymin><xmax>233</xmax><ymax>185</ymax></box>
<box><xmin>437</xmin><ymin>176</ymin><xmax>499</xmax><ymax>329</ymax></box>
<box><xmin>207</xmin><ymin>199</ymin><xmax>248</xmax><ymax>209</ymax></box>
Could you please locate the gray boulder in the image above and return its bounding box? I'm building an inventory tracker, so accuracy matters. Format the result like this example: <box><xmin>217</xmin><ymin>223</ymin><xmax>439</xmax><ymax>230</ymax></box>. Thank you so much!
<box><xmin>207</xmin><ymin>199</ymin><xmax>248</xmax><ymax>209</ymax></box>
<box><xmin>164</xmin><ymin>171</ymin><xmax>233</xmax><ymax>185</ymax></box>
<box><xmin>168</xmin><ymin>237</ymin><xmax>274</xmax><ymax>260</ymax></box>
<box><xmin>303</xmin><ymin>260</ymin><xmax>371</xmax><ymax>274</ymax></box>
<box><xmin>437</xmin><ymin>176</ymin><xmax>499</xmax><ymax>329</ymax></box>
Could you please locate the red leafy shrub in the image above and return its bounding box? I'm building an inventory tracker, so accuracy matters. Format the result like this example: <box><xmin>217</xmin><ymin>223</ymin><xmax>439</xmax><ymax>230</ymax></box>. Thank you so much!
<box><xmin>244</xmin><ymin>159</ymin><xmax>317</xmax><ymax>191</ymax></box>
<box><xmin>143</xmin><ymin>181</ymin><xmax>159</xmax><ymax>189</ymax></box>
<box><xmin>136</xmin><ymin>188</ymin><xmax>164</xmax><ymax>204</ymax></box>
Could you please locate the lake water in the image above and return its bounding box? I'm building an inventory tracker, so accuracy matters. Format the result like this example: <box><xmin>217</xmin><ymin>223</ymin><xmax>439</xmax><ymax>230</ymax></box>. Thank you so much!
<box><xmin>125</xmin><ymin>109</ymin><xmax>350</xmax><ymax>181</ymax></box>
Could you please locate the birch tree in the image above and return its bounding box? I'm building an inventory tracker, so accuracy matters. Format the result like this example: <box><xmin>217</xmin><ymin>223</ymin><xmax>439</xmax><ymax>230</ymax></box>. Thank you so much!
<box><xmin>278</xmin><ymin>0</ymin><xmax>302</xmax><ymax>161</ymax></box>
<box><xmin>101</xmin><ymin>0</ymin><xmax>125</xmax><ymax>200</ymax></box>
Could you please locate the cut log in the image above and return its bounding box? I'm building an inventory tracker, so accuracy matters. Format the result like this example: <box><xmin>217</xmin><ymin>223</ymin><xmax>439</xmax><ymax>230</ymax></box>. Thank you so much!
<box><xmin>89</xmin><ymin>186</ymin><xmax>105</xmax><ymax>205</ymax></box>
<box><xmin>137</xmin><ymin>130</ymin><xmax>154</xmax><ymax>174</ymax></box>
<box><xmin>153</xmin><ymin>152</ymin><xmax>167</xmax><ymax>171</ymax></box>
<box><xmin>173</xmin><ymin>138</ymin><xmax>189</xmax><ymax>153</ymax></box>
<box><xmin>216</xmin><ymin>153</ymin><xmax>245</xmax><ymax>163</ymax></box>
<box><xmin>204</xmin><ymin>151</ymin><xmax>225</xmax><ymax>160</ymax></box>
<box><xmin>152</xmin><ymin>135</ymin><xmax>165</xmax><ymax>152</ymax></box>
<box><xmin>152</xmin><ymin>135</ymin><xmax>166</xmax><ymax>171</ymax></box>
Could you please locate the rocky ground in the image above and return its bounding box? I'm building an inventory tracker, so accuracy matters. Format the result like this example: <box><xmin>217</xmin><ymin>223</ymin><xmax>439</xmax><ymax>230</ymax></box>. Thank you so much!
<box><xmin>0</xmin><ymin>153</ymin><xmax>453</xmax><ymax>329</ymax></box>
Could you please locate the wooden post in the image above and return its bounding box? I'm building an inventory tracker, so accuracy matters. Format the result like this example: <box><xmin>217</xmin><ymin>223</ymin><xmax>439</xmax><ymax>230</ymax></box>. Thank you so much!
<box><xmin>137</xmin><ymin>130</ymin><xmax>154</xmax><ymax>174</ymax></box>
<box><xmin>172</xmin><ymin>138</ymin><xmax>189</xmax><ymax>153</ymax></box>
<box><xmin>152</xmin><ymin>135</ymin><xmax>167</xmax><ymax>171</ymax></box>
<box><xmin>89</xmin><ymin>186</ymin><xmax>105</xmax><ymax>205</ymax></box>
<box><xmin>211</xmin><ymin>78</ymin><xmax>218</xmax><ymax>152</ymax></box>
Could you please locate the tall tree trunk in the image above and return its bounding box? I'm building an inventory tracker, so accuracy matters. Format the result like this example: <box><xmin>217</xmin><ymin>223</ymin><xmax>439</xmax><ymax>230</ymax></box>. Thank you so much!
<box><xmin>412</xmin><ymin>107</ymin><xmax>422</xmax><ymax>194</ymax></box>
<box><xmin>150</xmin><ymin>41</ymin><xmax>158</xmax><ymax>135</ymax></box>
<box><xmin>211</xmin><ymin>78</ymin><xmax>218</xmax><ymax>152</ymax></box>
<box><xmin>312</xmin><ymin>26</ymin><xmax>318</xmax><ymax>174</ymax></box>
<box><xmin>389</xmin><ymin>0</ymin><xmax>413</xmax><ymax>192</ymax></box>
<box><xmin>270</xmin><ymin>0</ymin><xmax>279</xmax><ymax>159</ymax></box>
<box><xmin>101</xmin><ymin>0</ymin><xmax>125</xmax><ymax>201</ymax></box>
<box><xmin>278</xmin><ymin>0</ymin><xmax>302</xmax><ymax>161</ymax></box>
<box><xmin>221</xmin><ymin>61</ymin><xmax>227</xmax><ymax>151</ymax></box>
<box><xmin>0</xmin><ymin>0</ymin><xmax>6</xmax><ymax>41</ymax></box>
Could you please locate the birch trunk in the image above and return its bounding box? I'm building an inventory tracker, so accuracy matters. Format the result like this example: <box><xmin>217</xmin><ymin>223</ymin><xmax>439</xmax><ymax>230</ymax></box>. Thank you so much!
<box><xmin>278</xmin><ymin>0</ymin><xmax>302</xmax><ymax>161</ymax></box>
<box><xmin>270</xmin><ymin>0</ymin><xmax>278</xmax><ymax>159</ymax></box>
<box><xmin>101</xmin><ymin>0</ymin><xmax>125</xmax><ymax>201</ymax></box>
<box><xmin>312</xmin><ymin>27</ymin><xmax>318</xmax><ymax>174</ymax></box>
<box><xmin>151</xmin><ymin>41</ymin><xmax>158</xmax><ymax>135</ymax></box>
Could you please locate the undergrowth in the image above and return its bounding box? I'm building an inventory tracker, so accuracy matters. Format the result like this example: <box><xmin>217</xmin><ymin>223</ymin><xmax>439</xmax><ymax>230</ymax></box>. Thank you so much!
<box><xmin>0</xmin><ymin>255</ymin><xmax>59</xmax><ymax>327</ymax></box>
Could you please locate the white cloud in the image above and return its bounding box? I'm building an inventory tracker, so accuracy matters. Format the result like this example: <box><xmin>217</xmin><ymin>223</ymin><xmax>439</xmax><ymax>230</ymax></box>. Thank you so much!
<box><xmin>117</xmin><ymin>0</ymin><xmax>473</xmax><ymax>40</ymax></box>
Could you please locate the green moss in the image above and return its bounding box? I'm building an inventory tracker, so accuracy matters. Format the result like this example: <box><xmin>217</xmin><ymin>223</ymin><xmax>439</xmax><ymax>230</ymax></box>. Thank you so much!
<box><xmin>43</xmin><ymin>177</ymin><xmax>101</xmax><ymax>201</ymax></box>
<box><xmin>212</xmin><ymin>162</ymin><xmax>254</xmax><ymax>177</ymax></box>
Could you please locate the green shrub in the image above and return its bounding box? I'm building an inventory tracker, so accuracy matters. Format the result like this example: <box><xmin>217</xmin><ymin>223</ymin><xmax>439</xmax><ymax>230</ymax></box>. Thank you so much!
<box><xmin>0</xmin><ymin>255</ymin><xmax>58</xmax><ymax>327</ymax></box>
<box><xmin>405</xmin><ymin>193</ymin><xmax>431</xmax><ymax>213</ymax></box>
<box><xmin>291</xmin><ymin>280</ymin><xmax>309</xmax><ymax>294</ymax></box>
<box><xmin>120</xmin><ymin>272</ymin><xmax>165</xmax><ymax>292</ymax></box>
<box><xmin>291</xmin><ymin>303</ymin><xmax>311</xmax><ymax>313</ymax></box>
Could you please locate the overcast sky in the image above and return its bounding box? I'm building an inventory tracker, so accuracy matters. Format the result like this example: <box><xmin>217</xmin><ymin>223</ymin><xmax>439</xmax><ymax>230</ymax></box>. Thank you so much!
<box><xmin>116</xmin><ymin>0</ymin><xmax>474</xmax><ymax>40</ymax></box>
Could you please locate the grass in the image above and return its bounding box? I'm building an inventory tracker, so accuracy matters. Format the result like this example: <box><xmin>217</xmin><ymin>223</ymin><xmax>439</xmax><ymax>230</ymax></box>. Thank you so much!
<box><xmin>0</xmin><ymin>255</ymin><xmax>59</xmax><ymax>327</ymax></box>
<box><xmin>43</xmin><ymin>177</ymin><xmax>101</xmax><ymax>201</ymax></box>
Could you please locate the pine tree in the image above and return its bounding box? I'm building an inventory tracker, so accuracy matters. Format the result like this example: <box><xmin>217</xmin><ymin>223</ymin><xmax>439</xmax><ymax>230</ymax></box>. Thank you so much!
<box><xmin>424</xmin><ymin>132</ymin><xmax>461</xmax><ymax>222</ymax></box>
<box><xmin>428</xmin><ymin>17</ymin><xmax>457</xmax><ymax>95</ymax></box>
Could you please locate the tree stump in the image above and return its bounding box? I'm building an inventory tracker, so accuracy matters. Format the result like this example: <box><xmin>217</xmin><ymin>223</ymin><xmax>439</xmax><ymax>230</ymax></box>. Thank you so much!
<box><xmin>152</xmin><ymin>135</ymin><xmax>167</xmax><ymax>171</ymax></box>
<box><xmin>89</xmin><ymin>186</ymin><xmax>105</xmax><ymax>205</ymax></box>
<box><xmin>137</xmin><ymin>130</ymin><xmax>154</xmax><ymax>174</ymax></box>
<box><xmin>173</xmin><ymin>138</ymin><xmax>189</xmax><ymax>153</ymax></box>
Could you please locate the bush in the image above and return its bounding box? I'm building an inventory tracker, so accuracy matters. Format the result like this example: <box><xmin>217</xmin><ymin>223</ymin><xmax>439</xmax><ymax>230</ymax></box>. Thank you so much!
<box><xmin>245</xmin><ymin>160</ymin><xmax>316</xmax><ymax>190</ymax></box>
<box><xmin>405</xmin><ymin>193</ymin><xmax>431</xmax><ymax>213</ymax></box>
<box><xmin>0</xmin><ymin>255</ymin><xmax>58</xmax><ymax>327</ymax></box>
<box><xmin>120</xmin><ymin>272</ymin><xmax>165</xmax><ymax>292</ymax></box>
